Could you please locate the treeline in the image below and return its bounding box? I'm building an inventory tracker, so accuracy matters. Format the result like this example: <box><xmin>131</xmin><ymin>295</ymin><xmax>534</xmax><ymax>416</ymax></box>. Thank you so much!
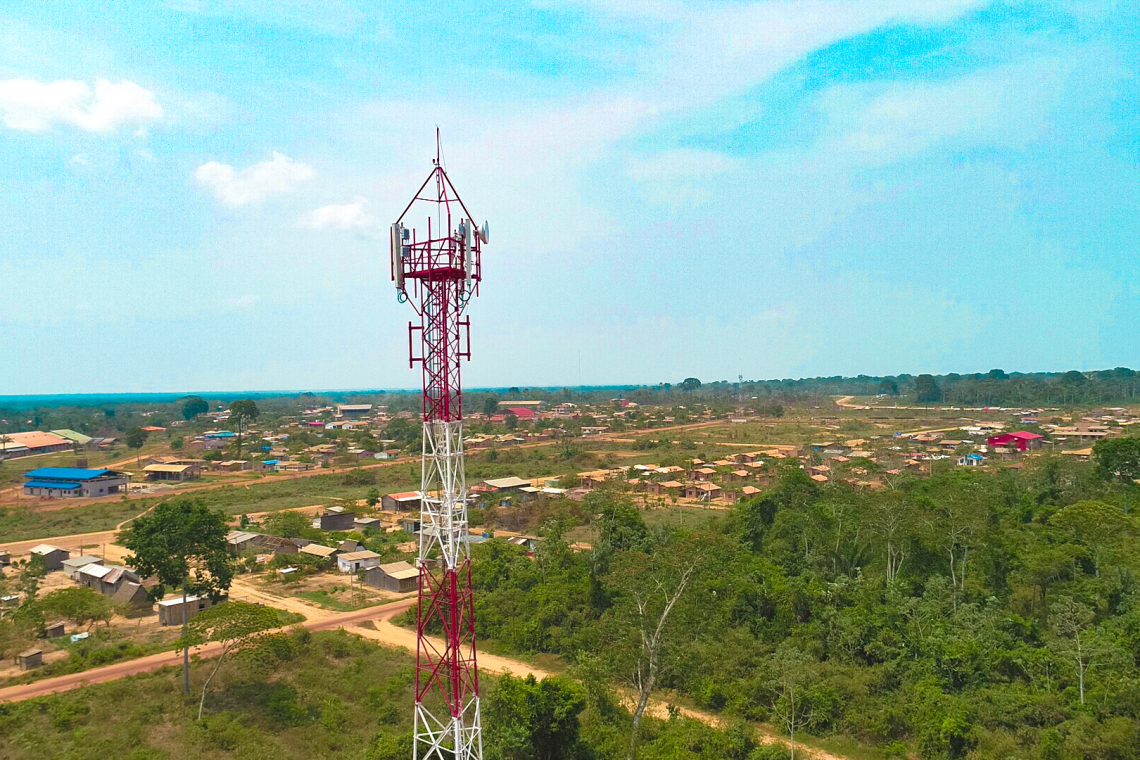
<box><xmin>468</xmin><ymin>441</ymin><xmax>1140</xmax><ymax>760</ymax></box>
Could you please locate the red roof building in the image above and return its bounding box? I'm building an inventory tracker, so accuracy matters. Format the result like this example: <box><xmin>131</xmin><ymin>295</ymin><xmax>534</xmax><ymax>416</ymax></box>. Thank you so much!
<box><xmin>987</xmin><ymin>431</ymin><xmax>1045</xmax><ymax>451</ymax></box>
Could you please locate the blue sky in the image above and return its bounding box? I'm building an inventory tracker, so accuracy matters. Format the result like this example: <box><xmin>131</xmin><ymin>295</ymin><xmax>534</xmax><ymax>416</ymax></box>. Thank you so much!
<box><xmin>1</xmin><ymin>0</ymin><xmax>1137</xmax><ymax>394</ymax></box>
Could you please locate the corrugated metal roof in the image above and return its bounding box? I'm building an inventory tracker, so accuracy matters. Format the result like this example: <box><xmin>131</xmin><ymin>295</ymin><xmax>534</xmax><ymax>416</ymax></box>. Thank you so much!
<box><xmin>338</xmin><ymin>550</ymin><xmax>380</xmax><ymax>561</ymax></box>
<box><xmin>79</xmin><ymin>563</ymin><xmax>112</xmax><ymax>578</ymax></box>
<box><xmin>483</xmin><ymin>476</ymin><xmax>530</xmax><ymax>489</ymax></box>
<box><xmin>143</xmin><ymin>464</ymin><xmax>197</xmax><ymax>473</ymax></box>
<box><xmin>300</xmin><ymin>544</ymin><xmax>338</xmax><ymax>557</ymax></box>
<box><xmin>51</xmin><ymin>429</ymin><xmax>93</xmax><ymax>444</ymax></box>
<box><xmin>62</xmin><ymin>555</ymin><xmax>103</xmax><ymax>568</ymax></box>
<box><xmin>6</xmin><ymin>431</ymin><xmax>71</xmax><ymax>449</ymax></box>
<box><xmin>158</xmin><ymin>595</ymin><xmax>201</xmax><ymax>606</ymax></box>
<box><xmin>24</xmin><ymin>480</ymin><xmax>81</xmax><ymax>489</ymax></box>
<box><xmin>24</xmin><ymin>467</ymin><xmax>112</xmax><ymax>481</ymax></box>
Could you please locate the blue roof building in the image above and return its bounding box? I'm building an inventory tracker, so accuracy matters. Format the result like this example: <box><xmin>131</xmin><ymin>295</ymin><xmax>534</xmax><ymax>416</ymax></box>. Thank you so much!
<box><xmin>23</xmin><ymin>467</ymin><xmax>129</xmax><ymax>499</ymax></box>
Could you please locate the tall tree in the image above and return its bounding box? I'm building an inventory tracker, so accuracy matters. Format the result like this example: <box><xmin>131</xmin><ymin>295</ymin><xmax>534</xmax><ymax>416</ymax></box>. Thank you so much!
<box><xmin>915</xmin><ymin>374</ymin><xmax>942</xmax><ymax>403</ymax></box>
<box><xmin>1050</xmin><ymin>596</ymin><xmax>1100</xmax><ymax>706</ymax></box>
<box><xmin>483</xmin><ymin>673</ymin><xmax>587</xmax><ymax>760</ymax></box>
<box><xmin>124</xmin><ymin>426</ymin><xmax>147</xmax><ymax>464</ymax></box>
<box><xmin>182</xmin><ymin>601</ymin><xmax>281</xmax><ymax>719</ymax></box>
<box><xmin>1049</xmin><ymin>500</ymin><xmax>1136</xmax><ymax>578</ymax></box>
<box><xmin>680</xmin><ymin>377</ymin><xmax>702</xmax><ymax>393</ymax></box>
<box><xmin>37</xmin><ymin>587</ymin><xmax>113</xmax><ymax>630</ymax></box>
<box><xmin>229</xmin><ymin>399</ymin><xmax>260</xmax><ymax>458</ymax></box>
<box><xmin>604</xmin><ymin>535</ymin><xmax>705</xmax><ymax>760</ymax></box>
<box><xmin>119</xmin><ymin>499</ymin><xmax>235</xmax><ymax>695</ymax></box>
<box><xmin>1093</xmin><ymin>436</ymin><xmax>1140</xmax><ymax>483</ymax></box>
<box><xmin>181</xmin><ymin>396</ymin><xmax>209</xmax><ymax>421</ymax></box>
<box><xmin>767</xmin><ymin>644</ymin><xmax>819</xmax><ymax>760</ymax></box>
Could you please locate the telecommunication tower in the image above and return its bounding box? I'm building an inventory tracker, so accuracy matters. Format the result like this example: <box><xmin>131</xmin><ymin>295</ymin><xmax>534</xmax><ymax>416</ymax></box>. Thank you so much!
<box><xmin>391</xmin><ymin>132</ymin><xmax>488</xmax><ymax>760</ymax></box>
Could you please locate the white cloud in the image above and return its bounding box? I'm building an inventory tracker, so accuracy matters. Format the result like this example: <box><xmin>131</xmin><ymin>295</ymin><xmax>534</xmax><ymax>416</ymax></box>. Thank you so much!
<box><xmin>0</xmin><ymin>78</ymin><xmax>163</xmax><ymax>132</ymax></box>
<box><xmin>70</xmin><ymin>153</ymin><xmax>90</xmax><ymax>166</ymax></box>
<box><xmin>300</xmin><ymin>196</ymin><xmax>376</xmax><ymax>231</ymax></box>
<box><xmin>811</xmin><ymin>54</ymin><xmax>1077</xmax><ymax>167</ymax></box>
<box><xmin>625</xmin><ymin>148</ymin><xmax>741</xmax><ymax>209</ymax></box>
<box><xmin>637</xmin><ymin>0</ymin><xmax>991</xmax><ymax>106</ymax></box>
<box><xmin>195</xmin><ymin>152</ymin><xmax>314</xmax><ymax>206</ymax></box>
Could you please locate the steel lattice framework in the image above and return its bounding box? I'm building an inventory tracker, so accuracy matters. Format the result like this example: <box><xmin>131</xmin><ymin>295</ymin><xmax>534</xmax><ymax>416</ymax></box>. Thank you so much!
<box><xmin>391</xmin><ymin>136</ymin><xmax>486</xmax><ymax>760</ymax></box>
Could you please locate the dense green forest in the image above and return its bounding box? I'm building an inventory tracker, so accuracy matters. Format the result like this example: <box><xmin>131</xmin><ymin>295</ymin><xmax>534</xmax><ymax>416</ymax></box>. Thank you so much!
<box><xmin>469</xmin><ymin>444</ymin><xmax>1140</xmax><ymax>760</ymax></box>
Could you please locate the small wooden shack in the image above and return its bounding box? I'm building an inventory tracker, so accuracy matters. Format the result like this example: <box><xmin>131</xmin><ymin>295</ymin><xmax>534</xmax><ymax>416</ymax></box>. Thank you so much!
<box><xmin>16</xmin><ymin>648</ymin><xmax>42</xmax><ymax>669</ymax></box>
<box><xmin>157</xmin><ymin>594</ymin><xmax>213</xmax><ymax>626</ymax></box>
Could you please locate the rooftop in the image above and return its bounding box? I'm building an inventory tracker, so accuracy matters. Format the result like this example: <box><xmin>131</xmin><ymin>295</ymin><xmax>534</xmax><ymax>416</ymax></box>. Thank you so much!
<box><xmin>23</xmin><ymin>467</ymin><xmax>115</xmax><ymax>481</ymax></box>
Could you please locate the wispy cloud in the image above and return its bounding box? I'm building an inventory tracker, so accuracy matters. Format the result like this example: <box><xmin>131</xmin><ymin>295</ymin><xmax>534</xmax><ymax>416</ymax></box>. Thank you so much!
<box><xmin>0</xmin><ymin>78</ymin><xmax>163</xmax><ymax>132</ymax></box>
<box><xmin>195</xmin><ymin>152</ymin><xmax>314</xmax><ymax>207</ymax></box>
<box><xmin>300</xmin><ymin>196</ymin><xmax>376</xmax><ymax>232</ymax></box>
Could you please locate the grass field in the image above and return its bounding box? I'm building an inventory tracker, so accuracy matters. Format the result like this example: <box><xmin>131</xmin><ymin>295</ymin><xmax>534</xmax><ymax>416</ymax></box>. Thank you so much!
<box><xmin>0</xmin><ymin>609</ymin><xmax>305</xmax><ymax>689</ymax></box>
<box><xmin>0</xmin><ymin>629</ymin><xmax>417</xmax><ymax>760</ymax></box>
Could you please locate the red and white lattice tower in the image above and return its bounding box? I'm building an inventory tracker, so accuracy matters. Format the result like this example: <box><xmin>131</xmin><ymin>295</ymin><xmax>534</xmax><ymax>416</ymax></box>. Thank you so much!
<box><xmin>390</xmin><ymin>133</ymin><xmax>487</xmax><ymax>760</ymax></box>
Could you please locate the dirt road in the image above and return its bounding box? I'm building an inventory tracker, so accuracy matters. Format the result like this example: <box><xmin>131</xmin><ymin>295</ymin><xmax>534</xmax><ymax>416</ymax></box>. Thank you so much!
<box><xmin>0</xmin><ymin>590</ymin><xmax>848</xmax><ymax>759</ymax></box>
<box><xmin>0</xmin><ymin>599</ymin><xmax>415</xmax><ymax>703</ymax></box>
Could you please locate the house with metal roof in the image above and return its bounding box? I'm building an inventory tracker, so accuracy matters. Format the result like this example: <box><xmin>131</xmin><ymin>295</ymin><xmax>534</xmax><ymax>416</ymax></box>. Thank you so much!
<box><xmin>365</xmin><ymin>561</ymin><xmax>420</xmax><ymax>593</ymax></box>
<box><xmin>29</xmin><ymin>544</ymin><xmax>70</xmax><ymax>570</ymax></box>
<box><xmin>3</xmin><ymin>431</ymin><xmax>73</xmax><ymax>458</ymax></box>
<box><xmin>62</xmin><ymin>555</ymin><xmax>105</xmax><ymax>580</ymax></box>
<box><xmin>23</xmin><ymin>467</ymin><xmax>129</xmax><ymax>499</ymax></box>
<box><xmin>50</xmin><ymin>429</ymin><xmax>94</xmax><ymax>446</ymax></box>
<box><xmin>78</xmin><ymin>563</ymin><xmax>141</xmax><ymax>596</ymax></box>
<box><xmin>143</xmin><ymin>463</ymin><xmax>202</xmax><ymax>482</ymax></box>
<box><xmin>336</xmin><ymin>550</ymin><xmax>381</xmax><ymax>573</ymax></box>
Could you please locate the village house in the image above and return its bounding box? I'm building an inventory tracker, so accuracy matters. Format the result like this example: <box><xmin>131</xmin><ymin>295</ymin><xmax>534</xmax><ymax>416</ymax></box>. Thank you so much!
<box><xmin>157</xmin><ymin>595</ymin><xmax>213</xmax><ymax>626</ymax></box>
<box><xmin>987</xmin><ymin>431</ymin><xmax>1046</xmax><ymax>451</ymax></box>
<box><xmin>111</xmin><ymin>581</ymin><xmax>152</xmax><ymax>613</ymax></box>
<box><xmin>337</xmin><ymin>550</ymin><xmax>382</xmax><ymax>574</ymax></box>
<box><xmin>365</xmin><ymin>561</ymin><xmax>420</xmax><ymax>593</ymax></box>
<box><xmin>684</xmin><ymin>482</ymin><xmax>722</xmax><ymax>501</ymax></box>
<box><xmin>62</xmin><ymin>555</ymin><xmax>103</xmax><ymax>580</ymax></box>
<box><xmin>143</xmin><ymin>463</ymin><xmax>202</xmax><ymax>482</ymax></box>
<box><xmin>382</xmin><ymin>491</ymin><xmax>422</xmax><ymax>512</ymax></box>
<box><xmin>312</xmin><ymin>509</ymin><xmax>356</xmax><ymax>531</ymax></box>
<box><xmin>691</xmin><ymin>467</ymin><xmax>717</xmax><ymax>482</ymax></box>
<box><xmin>77</xmin><ymin>563</ymin><xmax>141</xmax><ymax>597</ymax></box>
<box><xmin>578</xmin><ymin>470</ymin><xmax>612</xmax><ymax>489</ymax></box>
<box><xmin>336</xmin><ymin>404</ymin><xmax>373</xmax><ymax>417</ymax></box>
<box><xmin>29</xmin><ymin>544</ymin><xmax>70</xmax><ymax>571</ymax></box>
<box><xmin>355</xmin><ymin>516</ymin><xmax>382</xmax><ymax>531</ymax></box>
<box><xmin>1</xmin><ymin>431</ymin><xmax>73</xmax><ymax>459</ymax></box>
<box><xmin>226</xmin><ymin>531</ymin><xmax>297</xmax><ymax>556</ymax></box>
<box><xmin>15</xmin><ymin>648</ymin><xmax>42</xmax><ymax>670</ymax></box>
<box><xmin>507</xmin><ymin>535</ymin><xmax>541</xmax><ymax>551</ymax></box>
<box><xmin>479</xmin><ymin>476</ymin><xmax>530</xmax><ymax>493</ymax></box>
<box><xmin>299</xmin><ymin>543</ymin><xmax>339</xmax><ymax>561</ymax></box>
